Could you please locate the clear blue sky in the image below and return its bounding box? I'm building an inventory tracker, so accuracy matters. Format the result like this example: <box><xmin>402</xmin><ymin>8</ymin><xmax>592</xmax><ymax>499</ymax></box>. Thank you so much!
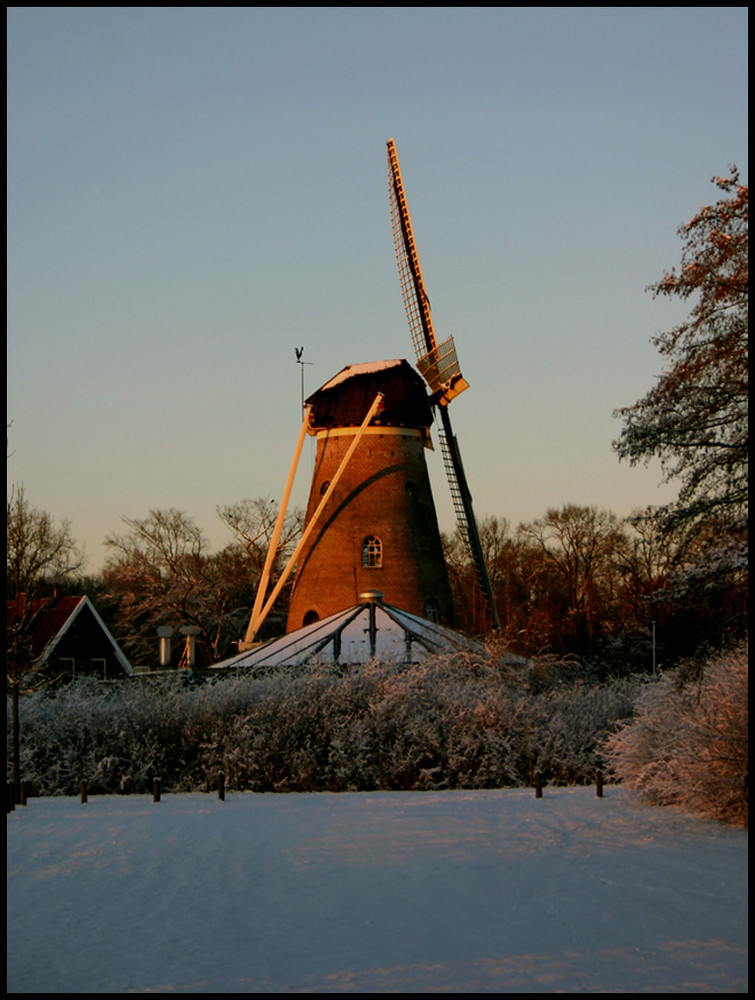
<box><xmin>7</xmin><ymin>7</ymin><xmax>748</xmax><ymax>572</ymax></box>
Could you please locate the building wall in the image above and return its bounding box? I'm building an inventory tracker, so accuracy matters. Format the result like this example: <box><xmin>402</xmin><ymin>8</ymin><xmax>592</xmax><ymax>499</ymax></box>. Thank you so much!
<box><xmin>286</xmin><ymin>426</ymin><xmax>453</xmax><ymax>629</ymax></box>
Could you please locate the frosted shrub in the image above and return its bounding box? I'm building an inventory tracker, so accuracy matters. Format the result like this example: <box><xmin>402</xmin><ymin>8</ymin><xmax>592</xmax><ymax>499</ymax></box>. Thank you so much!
<box><xmin>528</xmin><ymin>681</ymin><xmax>640</xmax><ymax>784</ymax></box>
<box><xmin>9</xmin><ymin>656</ymin><xmax>646</xmax><ymax>796</ymax></box>
<box><xmin>605</xmin><ymin>644</ymin><xmax>748</xmax><ymax>826</ymax></box>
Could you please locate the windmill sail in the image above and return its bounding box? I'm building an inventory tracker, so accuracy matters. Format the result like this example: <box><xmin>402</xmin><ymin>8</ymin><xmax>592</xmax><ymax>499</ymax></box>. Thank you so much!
<box><xmin>387</xmin><ymin>140</ymin><xmax>468</xmax><ymax>404</ymax></box>
<box><xmin>387</xmin><ymin>138</ymin><xmax>500</xmax><ymax>631</ymax></box>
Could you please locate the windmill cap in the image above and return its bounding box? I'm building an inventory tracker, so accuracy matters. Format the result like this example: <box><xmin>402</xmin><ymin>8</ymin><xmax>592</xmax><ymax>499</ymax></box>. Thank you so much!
<box><xmin>306</xmin><ymin>359</ymin><xmax>433</xmax><ymax>431</ymax></box>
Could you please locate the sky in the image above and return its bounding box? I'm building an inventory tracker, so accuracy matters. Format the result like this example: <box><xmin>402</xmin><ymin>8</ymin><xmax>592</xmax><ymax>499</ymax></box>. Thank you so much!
<box><xmin>7</xmin><ymin>788</ymin><xmax>748</xmax><ymax>992</ymax></box>
<box><xmin>7</xmin><ymin>7</ymin><xmax>749</xmax><ymax>573</ymax></box>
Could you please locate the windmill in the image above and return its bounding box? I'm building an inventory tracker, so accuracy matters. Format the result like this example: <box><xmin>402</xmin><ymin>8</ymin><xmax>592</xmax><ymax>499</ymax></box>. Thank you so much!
<box><xmin>237</xmin><ymin>140</ymin><xmax>498</xmax><ymax>651</ymax></box>
<box><xmin>387</xmin><ymin>138</ymin><xmax>501</xmax><ymax>631</ymax></box>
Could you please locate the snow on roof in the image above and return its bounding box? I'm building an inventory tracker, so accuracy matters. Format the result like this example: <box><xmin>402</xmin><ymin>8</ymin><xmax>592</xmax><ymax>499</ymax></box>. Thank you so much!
<box><xmin>317</xmin><ymin>360</ymin><xmax>407</xmax><ymax>393</ymax></box>
<box><xmin>212</xmin><ymin>597</ymin><xmax>482</xmax><ymax>671</ymax></box>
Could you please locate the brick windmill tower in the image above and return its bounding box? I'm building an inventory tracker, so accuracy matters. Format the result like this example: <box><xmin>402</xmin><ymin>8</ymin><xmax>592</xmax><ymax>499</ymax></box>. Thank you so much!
<box><xmin>285</xmin><ymin>358</ymin><xmax>453</xmax><ymax>630</ymax></box>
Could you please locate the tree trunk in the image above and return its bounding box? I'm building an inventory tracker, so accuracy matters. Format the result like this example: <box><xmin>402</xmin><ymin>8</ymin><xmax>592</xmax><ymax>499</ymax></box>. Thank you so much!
<box><xmin>12</xmin><ymin>680</ymin><xmax>20</xmax><ymax>801</ymax></box>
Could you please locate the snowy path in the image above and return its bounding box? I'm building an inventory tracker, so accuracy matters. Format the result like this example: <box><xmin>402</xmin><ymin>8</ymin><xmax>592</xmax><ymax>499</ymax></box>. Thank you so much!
<box><xmin>7</xmin><ymin>787</ymin><xmax>747</xmax><ymax>993</ymax></box>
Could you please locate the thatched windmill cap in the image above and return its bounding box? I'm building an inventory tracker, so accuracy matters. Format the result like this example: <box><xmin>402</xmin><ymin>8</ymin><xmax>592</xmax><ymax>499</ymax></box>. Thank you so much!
<box><xmin>306</xmin><ymin>359</ymin><xmax>433</xmax><ymax>432</ymax></box>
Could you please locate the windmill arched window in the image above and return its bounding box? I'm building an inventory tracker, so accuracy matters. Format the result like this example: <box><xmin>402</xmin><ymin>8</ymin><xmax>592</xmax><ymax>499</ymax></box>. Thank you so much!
<box><xmin>424</xmin><ymin>598</ymin><xmax>440</xmax><ymax>623</ymax></box>
<box><xmin>362</xmin><ymin>535</ymin><xmax>383</xmax><ymax>568</ymax></box>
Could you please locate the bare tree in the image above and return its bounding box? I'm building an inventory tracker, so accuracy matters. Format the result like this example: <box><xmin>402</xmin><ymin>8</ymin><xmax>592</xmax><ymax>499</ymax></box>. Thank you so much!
<box><xmin>444</xmin><ymin>516</ymin><xmax>521</xmax><ymax>639</ymax></box>
<box><xmin>217</xmin><ymin>497</ymin><xmax>303</xmax><ymax>628</ymax></box>
<box><xmin>103</xmin><ymin>509</ymin><xmax>246</xmax><ymax>666</ymax></box>
<box><xmin>519</xmin><ymin>505</ymin><xmax>629</xmax><ymax>657</ymax></box>
<box><xmin>102</xmin><ymin>501</ymin><xmax>303</xmax><ymax>668</ymax></box>
<box><xmin>7</xmin><ymin>484</ymin><xmax>84</xmax><ymax>602</ymax></box>
<box><xmin>217</xmin><ymin>497</ymin><xmax>303</xmax><ymax>575</ymax></box>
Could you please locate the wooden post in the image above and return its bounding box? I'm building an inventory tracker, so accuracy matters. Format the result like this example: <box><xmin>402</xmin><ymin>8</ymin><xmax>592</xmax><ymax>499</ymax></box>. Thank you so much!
<box><xmin>596</xmin><ymin>770</ymin><xmax>604</xmax><ymax>798</ymax></box>
<box><xmin>535</xmin><ymin>770</ymin><xmax>542</xmax><ymax>798</ymax></box>
<box><xmin>242</xmin><ymin>406</ymin><xmax>312</xmax><ymax>648</ymax></box>
<box><xmin>218</xmin><ymin>771</ymin><xmax>225</xmax><ymax>802</ymax></box>
<box><xmin>19</xmin><ymin>780</ymin><xmax>27</xmax><ymax>806</ymax></box>
<box><xmin>80</xmin><ymin>780</ymin><xmax>87</xmax><ymax>804</ymax></box>
<box><xmin>7</xmin><ymin>782</ymin><xmax>15</xmax><ymax>813</ymax></box>
<box><xmin>153</xmin><ymin>778</ymin><xmax>161</xmax><ymax>803</ymax></box>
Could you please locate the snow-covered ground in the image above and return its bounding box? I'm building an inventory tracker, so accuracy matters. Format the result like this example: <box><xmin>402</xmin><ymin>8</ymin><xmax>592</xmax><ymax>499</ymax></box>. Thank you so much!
<box><xmin>7</xmin><ymin>787</ymin><xmax>747</xmax><ymax>993</ymax></box>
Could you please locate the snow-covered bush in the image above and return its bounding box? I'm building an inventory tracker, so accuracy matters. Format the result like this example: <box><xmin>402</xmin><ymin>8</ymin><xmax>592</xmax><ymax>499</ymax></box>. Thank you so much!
<box><xmin>520</xmin><ymin>680</ymin><xmax>640</xmax><ymax>785</ymax></box>
<box><xmin>604</xmin><ymin>644</ymin><xmax>748</xmax><ymax>826</ymax></box>
<box><xmin>8</xmin><ymin>676</ymin><xmax>202</xmax><ymax>796</ymax></box>
<box><xmin>9</xmin><ymin>656</ymin><xmax>644</xmax><ymax>796</ymax></box>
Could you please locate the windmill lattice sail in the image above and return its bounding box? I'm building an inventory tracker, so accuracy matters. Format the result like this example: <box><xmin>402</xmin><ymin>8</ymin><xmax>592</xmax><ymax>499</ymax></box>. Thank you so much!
<box><xmin>387</xmin><ymin>137</ymin><xmax>500</xmax><ymax>631</ymax></box>
<box><xmin>387</xmin><ymin>139</ymin><xmax>468</xmax><ymax>405</ymax></box>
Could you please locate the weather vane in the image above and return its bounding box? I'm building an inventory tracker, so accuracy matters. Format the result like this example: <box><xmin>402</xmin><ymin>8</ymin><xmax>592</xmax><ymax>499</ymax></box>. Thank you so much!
<box><xmin>295</xmin><ymin>347</ymin><xmax>313</xmax><ymax>415</ymax></box>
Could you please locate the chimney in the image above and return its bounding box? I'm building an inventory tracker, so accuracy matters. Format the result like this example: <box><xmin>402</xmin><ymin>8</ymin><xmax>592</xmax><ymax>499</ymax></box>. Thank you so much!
<box><xmin>156</xmin><ymin>626</ymin><xmax>173</xmax><ymax>669</ymax></box>
<box><xmin>180</xmin><ymin>627</ymin><xmax>201</xmax><ymax>670</ymax></box>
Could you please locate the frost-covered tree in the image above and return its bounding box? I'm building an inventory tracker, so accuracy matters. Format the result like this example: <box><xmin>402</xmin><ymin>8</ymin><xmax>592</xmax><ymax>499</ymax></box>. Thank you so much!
<box><xmin>614</xmin><ymin>168</ymin><xmax>748</xmax><ymax>537</ymax></box>
<box><xmin>614</xmin><ymin>170</ymin><xmax>748</xmax><ymax>652</ymax></box>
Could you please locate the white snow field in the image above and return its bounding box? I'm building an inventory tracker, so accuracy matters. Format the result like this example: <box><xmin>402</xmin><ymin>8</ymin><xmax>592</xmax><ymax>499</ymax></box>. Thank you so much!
<box><xmin>7</xmin><ymin>787</ymin><xmax>747</xmax><ymax>994</ymax></box>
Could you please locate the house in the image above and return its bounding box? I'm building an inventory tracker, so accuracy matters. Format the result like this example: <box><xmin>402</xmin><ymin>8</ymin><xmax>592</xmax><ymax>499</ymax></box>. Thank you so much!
<box><xmin>7</xmin><ymin>595</ymin><xmax>132</xmax><ymax>683</ymax></box>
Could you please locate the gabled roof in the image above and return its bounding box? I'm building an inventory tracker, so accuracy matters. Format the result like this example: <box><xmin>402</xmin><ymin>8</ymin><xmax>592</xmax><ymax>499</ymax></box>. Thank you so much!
<box><xmin>7</xmin><ymin>595</ymin><xmax>133</xmax><ymax>675</ymax></box>
<box><xmin>212</xmin><ymin>595</ymin><xmax>482</xmax><ymax>671</ymax></box>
